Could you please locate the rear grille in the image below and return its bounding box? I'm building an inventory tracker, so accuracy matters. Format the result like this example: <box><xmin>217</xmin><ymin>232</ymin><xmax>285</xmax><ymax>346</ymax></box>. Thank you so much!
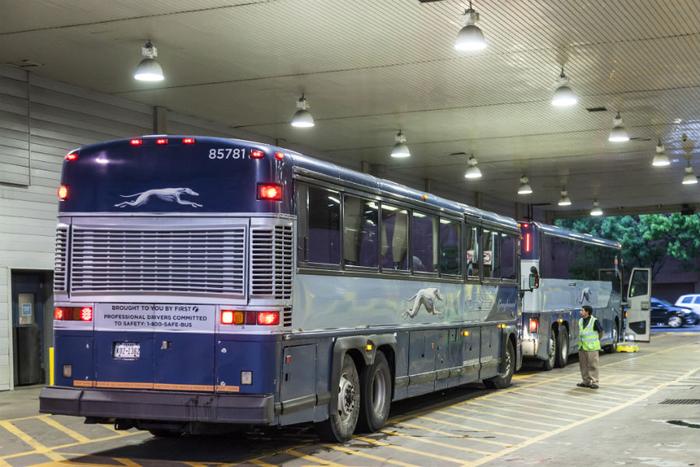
<box><xmin>660</xmin><ymin>399</ymin><xmax>700</xmax><ymax>405</ymax></box>
<box><xmin>54</xmin><ymin>224</ymin><xmax>69</xmax><ymax>292</ymax></box>
<box><xmin>70</xmin><ymin>227</ymin><xmax>246</xmax><ymax>296</ymax></box>
<box><xmin>250</xmin><ymin>224</ymin><xmax>293</xmax><ymax>300</ymax></box>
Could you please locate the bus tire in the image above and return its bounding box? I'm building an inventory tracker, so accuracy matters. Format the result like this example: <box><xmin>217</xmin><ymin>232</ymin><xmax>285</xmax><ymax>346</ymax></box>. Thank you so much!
<box><xmin>542</xmin><ymin>332</ymin><xmax>556</xmax><ymax>371</ymax></box>
<box><xmin>484</xmin><ymin>339</ymin><xmax>514</xmax><ymax>389</ymax></box>
<box><xmin>555</xmin><ymin>326</ymin><xmax>569</xmax><ymax>368</ymax></box>
<box><xmin>316</xmin><ymin>354</ymin><xmax>361</xmax><ymax>442</ymax></box>
<box><xmin>357</xmin><ymin>351</ymin><xmax>392</xmax><ymax>433</ymax></box>
<box><xmin>604</xmin><ymin>322</ymin><xmax>618</xmax><ymax>354</ymax></box>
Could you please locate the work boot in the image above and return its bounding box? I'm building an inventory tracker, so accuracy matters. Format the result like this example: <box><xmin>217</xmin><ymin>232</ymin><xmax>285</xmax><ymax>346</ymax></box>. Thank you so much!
<box><xmin>590</xmin><ymin>383</ymin><xmax>599</xmax><ymax>389</ymax></box>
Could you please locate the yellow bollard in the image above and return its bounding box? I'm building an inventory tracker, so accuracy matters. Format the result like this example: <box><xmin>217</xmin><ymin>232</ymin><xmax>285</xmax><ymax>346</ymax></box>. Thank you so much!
<box><xmin>49</xmin><ymin>347</ymin><xmax>55</xmax><ymax>386</ymax></box>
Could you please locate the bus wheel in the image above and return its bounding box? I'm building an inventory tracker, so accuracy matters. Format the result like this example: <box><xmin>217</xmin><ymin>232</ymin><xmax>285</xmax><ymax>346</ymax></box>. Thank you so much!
<box><xmin>357</xmin><ymin>352</ymin><xmax>392</xmax><ymax>433</ymax></box>
<box><xmin>316</xmin><ymin>354</ymin><xmax>360</xmax><ymax>442</ymax></box>
<box><xmin>484</xmin><ymin>339</ymin><xmax>514</xmax><ymax>389</ymax></box>
<box><xmin>604</xmin><ymin>325</ymin><xmax>618</xmax><ymax>354</ymax></box>
<box><xmin>542</xmin><ymin>333</ymin><xmax>556</xmax><ymax>371</ymax></box>
<box><xmin>555</xmin><ymin>326</ymin><xmax>569</xmax><ymax>368</ymax></box>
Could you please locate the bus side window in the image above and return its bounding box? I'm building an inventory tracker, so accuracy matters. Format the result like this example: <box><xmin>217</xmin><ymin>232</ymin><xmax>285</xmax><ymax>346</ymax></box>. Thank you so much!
<box><xmin>438</xmin><ymin>218</ymin><xmax>461</xmax><ymax>276</ymax></box>
<box><xmin>465</xmin><ymin>224</ymin><xmax>480</xmax><ymax>279</ymax></box>
<box><xmin>343</xmin><ymin>195</ymin><xmax>378</xmax><ymax>268</ymax></box>
<box><xmin>483</xmin><ymin>229</ymin><xmax>495</xmax><ymax>278</ymax></box>
<box><xmin>411</xmin><ymin>211</ymin><xmax>438</xmax><ymax>273</ymax></box>
<box><xmin>380</xmin><ymin>204</ymin><xmax>409</xmax><ymax>271</ymax></box>
<box><xmin>305</xmin><ymin>185</ymin><xmax>341</xmax><ymax>265</ymax></box>
<box><xmin>498</xmin><ymin>233</ymin><xmax>517</xmax><ymax>280</ymax></box>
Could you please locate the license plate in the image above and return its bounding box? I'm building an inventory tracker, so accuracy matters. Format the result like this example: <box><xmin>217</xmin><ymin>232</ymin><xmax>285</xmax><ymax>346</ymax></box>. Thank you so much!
<box><xmin>113</xmin><ymin>342</ymin><xmax>140</xmax><ymax>360</ymax></box>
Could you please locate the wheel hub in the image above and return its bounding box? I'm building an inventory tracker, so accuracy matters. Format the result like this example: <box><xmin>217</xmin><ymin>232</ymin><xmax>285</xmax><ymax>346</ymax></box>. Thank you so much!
<box><xmin>337</xmin><ymin>374</ymin><xmax>356</xmax><ymax>418</ymax></box>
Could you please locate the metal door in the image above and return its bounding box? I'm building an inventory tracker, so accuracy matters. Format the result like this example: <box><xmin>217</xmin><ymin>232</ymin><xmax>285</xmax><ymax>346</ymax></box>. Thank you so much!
<box><xmin>625</xmin><ymin>268</ymin><xmax>652</xmax><ymax>342</ymax></box>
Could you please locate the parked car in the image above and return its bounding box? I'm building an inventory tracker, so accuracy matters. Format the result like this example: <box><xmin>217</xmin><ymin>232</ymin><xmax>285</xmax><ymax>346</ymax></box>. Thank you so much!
<box><xmin>675</xmin><ymin>294</ymin><xmax>700</xmax><ymax>315</ymax></box>
<box><xmin>652</xmin><ymin>297</ymin><xmax>698</xmax><ymax>327</ymax></box>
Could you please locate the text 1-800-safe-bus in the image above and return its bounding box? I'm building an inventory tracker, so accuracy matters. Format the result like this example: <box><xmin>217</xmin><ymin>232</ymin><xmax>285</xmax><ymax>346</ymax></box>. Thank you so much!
<box><xmin>40</xmin><ymin>135</ymin><xmax>523</xmax><ymax>441</ymax></box>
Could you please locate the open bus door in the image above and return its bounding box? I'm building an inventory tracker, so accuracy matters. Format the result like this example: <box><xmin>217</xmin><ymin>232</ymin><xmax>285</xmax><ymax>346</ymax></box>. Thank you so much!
<box><xmin>625</xmin><ymin>268</ymin><xmax>652</xmax><ymax>342</ymax></box>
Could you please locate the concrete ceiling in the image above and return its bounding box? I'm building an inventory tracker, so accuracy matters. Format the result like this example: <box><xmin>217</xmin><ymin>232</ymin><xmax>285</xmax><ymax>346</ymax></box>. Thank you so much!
<box><xmin>2</xmin><ymin>0</ymin><xmax>700</xmax><ymax>214</ymax></box>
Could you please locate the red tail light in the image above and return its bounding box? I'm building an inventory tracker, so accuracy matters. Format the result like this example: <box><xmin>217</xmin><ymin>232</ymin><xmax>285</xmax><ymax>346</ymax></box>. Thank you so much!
<box><xmin>257</xmin><ymin>311</ymin><xmax>280</xmax><ymax>326</ymax></box>
<box><xmin>65</xmin><ymin>151</ymin><xmax>79</xmax><ymax>161</ymax></box>
<box><xmin>250</xmin><ymin>149</ymin><xmax>265</xmax><ymax>159</ymax></box>
<box><xmin>524</xmin><ymin>232</ymin><xmax>532</xmax><ymax>253</ymax></box>
<box><xmin>182</xmin><ymin>137</ymin><xmax>196</xmax><ymax>144</ymax></box>
<box><xmin>156</xmin><ymin>138</ymin><xmax>168</xmax><ymax>145</ymax></box>
<box><xmin>528</xmin><ymin>318</ymin><xmax>539</xmax><ymax>334</ymax></box>
<box><xmin>57</xmin><ymin>185</ymin><xmax>69</xmax><ymax>201</ymax></box>
<box><xmin>54</xmin><ymin>306</ymin><xmax>92</xmax><ymax>322</ymax></box>
<box><xmin>274</xmin><ymin>151</ymin><xmax>285</xmax><ymax>161</ymax></box>
<box><xmin>257</xmin><ymin>183</ymin><xmax>282</xmax><ymax>201</ymax></box>
<box><xmin>129</xmin><ymin>138</ymin><xmax>143</xmax><ymax>146</ymax></box>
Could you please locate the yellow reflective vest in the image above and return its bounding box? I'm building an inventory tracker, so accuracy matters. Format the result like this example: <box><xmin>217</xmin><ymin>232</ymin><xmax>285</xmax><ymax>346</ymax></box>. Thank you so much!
<box><xmin>578</xmin><ymin>316</ymin><xmax>601</xmax><ymax>351</ymax></box>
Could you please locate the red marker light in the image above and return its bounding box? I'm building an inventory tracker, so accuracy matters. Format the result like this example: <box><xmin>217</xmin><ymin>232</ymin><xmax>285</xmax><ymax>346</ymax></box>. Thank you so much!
<box><xmin>57</xmin><ymin>185</ymin><xmax>69</xmax><ymax>201</ymax></box>
<box><xmin>250</xmin><ymin>149</ymin><xmax>265</xmax><ymax>159</ymax></box>
<box><xmin>54</xmin><ymin>308</ymin><xmax>66</xmax><ymax>320</ymax></box>
<box><xmin>522</xmin><ymin>223</ymin><xmax>529</xmax><ymax>228</ymax></box>
<box><xmin>257</xmin><ymin>183</ymin><xmax>282</xmax><ymax>201</ymax></box>
<box><xmin>156</xmin><ymin>138</ymin><xmax>168</xmax><ymax>145</ymax></box>
<box><xmin>257</xmin><ymin>311</ymin><xmax>280</xmax><ymax>326</ymax></box>
<box><xmin>129</xmin><ymin>138</ymin><xmax>143</xmax><ymax>146</ymax></box>
<box><xmin>528</xmin><ymin>318</ymin><xmax>539</xmax><ymax>334</ymax></box>
<box><xmin>274</xmin><ymin>151</ymin><xmax>285</xmax><ymax>161</ymax></box>
<box><xmin>80</xmin><ymin>307</ymin><xmax>93</xmax><ymax>322</ymax></box>
<box><xmin>221</xmin><ymin>310</ymin><xmax>234</xmax><ymax>325</ymax></box>
<box><xmin>65</xmin><ymin>151</ymin><xmax>79</xmax><ymax>161</ymax></box>
<box><xmin>182</xmin><ymin>137</ymin><xmax>196</xmax><ymax>145</ymax></box>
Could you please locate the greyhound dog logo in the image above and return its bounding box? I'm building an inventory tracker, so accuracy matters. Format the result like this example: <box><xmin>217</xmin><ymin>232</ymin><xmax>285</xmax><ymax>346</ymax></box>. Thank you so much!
<box><xmin>114</xmin><ymin>187</ymin><xmax>202</xmax><ymax>208</ymax></box>
<box><xmin>579</xmin><ymin>287</ymin><xmax>592</xmax><ymax>305</ymax></box>
<box><xmin>403</xmin><ymin>288</ymin><xmax>443</xmax><ymax>319</ymax></box>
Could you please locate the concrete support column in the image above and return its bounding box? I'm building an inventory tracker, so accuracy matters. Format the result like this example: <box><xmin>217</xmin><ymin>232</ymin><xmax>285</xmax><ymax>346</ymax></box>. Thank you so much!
<box><xmin>474</xmin><ymin>191</ymin><xmax>483</xmax><ymax>209</ymax></box>
<box><xmin>424</xmin><ymin>178</ymin><xmax>432</xmax><ymax>193</ymax></box>
<box><xmin>153</xmin><ymin>106</ymin><xmax>168</xmax><ymax>134</ymax></box>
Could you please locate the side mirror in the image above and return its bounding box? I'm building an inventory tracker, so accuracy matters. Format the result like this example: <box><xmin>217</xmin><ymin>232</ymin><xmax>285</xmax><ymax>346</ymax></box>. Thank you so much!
<box><xmin>529</xmin><ymin>266</ymin><xmax>540</xmax><ymax>290</ymax></box>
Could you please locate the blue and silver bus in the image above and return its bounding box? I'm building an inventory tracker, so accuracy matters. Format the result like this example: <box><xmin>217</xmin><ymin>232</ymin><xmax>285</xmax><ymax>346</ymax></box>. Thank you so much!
<box><xmin>40</xmin><ymin>135</ymin><xmax>522</xmax><ymax>441</ymax></box>
<box><xmin>519</xmin><ymin>222</ymin><xmax>623</xmax><ymax>370</ymax></box>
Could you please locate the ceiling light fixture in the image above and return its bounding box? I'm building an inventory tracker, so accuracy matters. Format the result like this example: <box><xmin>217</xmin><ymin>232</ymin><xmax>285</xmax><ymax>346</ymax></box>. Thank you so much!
<box><xmin>558</xmin><ymin>189</ymin><xmax>572</xmax><ymax>206</ymax></box>
<box><xmin>290</xmin><ymin>95</ymin><xmax>315</xmax><ymax>128</ymax></box>
<box><xmin>133</xmin><ymin>41</ymin><xmax>164</xmax><ymax>82</ymax></box>
<box><xmin>390</xmin><ymin>131</ymin><xmax>411</xmax><ymax>158</ymax></box>
<box><xmin>652</xmin><ymin>139</ymin><xmax>670</xmax><ymax>167</ymax></box>
<box><xmin>464</xmin><ymin>155</ymin><xmax>482</xmax><ymax>179</ymax></box>
<box><xmin>590</xmin><ymin>200</ymin><xmax>603</xmax><ymax>216</ymax></box>
<box><xmin>517</xmin><ymin>175</ymin><xmax>533</xmax><ymax>195</ymax></box>
<box><xmin>682</xmin><ymin>164</ymin><xmax>698</xmax><ymax>185</ymax></box>
<box><xmin>551</xmin><ymin>67</ymin><xmax>578</xmax><ymax>107</ymax></box>
<box><xmin>608</xmin><ymin>111</ymin><xmax>629</xmax><ymax>143</ymax></box>
<box><xmin>455</xmin><ymin>2</ymin><xmax>487</xmax><ymax>52</ymax></box>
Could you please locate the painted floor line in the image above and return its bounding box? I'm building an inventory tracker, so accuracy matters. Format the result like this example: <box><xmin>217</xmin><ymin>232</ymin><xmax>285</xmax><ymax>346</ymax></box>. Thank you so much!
<box><xmin>381</xmin><ymin>428</ymin><xmax>491</xmax><ymax>456</ymax></box>
<box><xmin>439</xmin><ymin>408</ymin><xmax>548</xmax><ymax>433</ymax></box>
<box><xmin>471</xmin><ymin>364</ymin><xmax>700</xmax><ymax>466</ymax></box>
<box><xmin>464</xmin><ymin>400</ymin><xmax>577</xmax><ymax>422</ymax></box>
<box><xmin>395</xmin><ymin>420</ymin><xmax>510</xmax><ymax>448</ymax></box>
<box><xmin>449</xmin><ymin>405</ymin><xmax>564</xmax><ymax>428</ymax></box>
<box><xmin>38</xmin><ymin>415</ymin><xmax>91</xmax><ymax>443</ymax></box>
<box><xmin>0</xmin><ymin>420</ymin><xmax>65</xmax><ymax>462</ymax></box>
<box><xmin>354</xmin><ymin>435</ymin><xmax>470</xmax><ymax>465</ymax></box>
<box><xmin>327</xmin><ymin>444</ymin><xmax>419</xmax><ymax>467</ymax></box>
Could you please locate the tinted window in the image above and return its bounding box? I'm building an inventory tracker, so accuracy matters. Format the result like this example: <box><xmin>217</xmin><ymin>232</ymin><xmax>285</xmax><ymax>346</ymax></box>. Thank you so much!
<box><xmin>629</xmin><ymin>269</ymin><xmax>649</xmax><ymax>298</ymax></box>
<box><xmin>465</xmin><ymin>224</ymin><xmax>480</xmax><ymax>278</ymax></box>
<box><xmin>343</xmin><ymin>196</ymin><xmax>378</xmax><ymax>268</ymax></box>
<box><xmin>695</xmin><ymin>296</ymin><xmax>700</xmax><ymax>304</ymax></box>
<box><xmin>439</xmin><ymin>218</ymin><xmax>461</xmax><ymax>275</ymax></box>
<box><xmin>498</xmin><ymin>233</ymin><xmax>517</xmax><ymax>280</ymax></box>
<box><xmin>483</xmin><ymin>228</ymin><xmax>496</xmax><ymax>278</ymax></box>
<box><xmin>381</xmin><ymin>204</ymin><xmax>409</xmax><ymax>271</ymax></box>
<box><xmin>411</xmin><ymin>212</ymin><xmax>438</xmax><ymax>272</ymax></box>
<box><xmin>540</xmin><ymin>234</ymin><xmax>618</xmax><ymax>281</ymax></box>
<box><xmin>306</xmin><ymin>185</ymin><xmax>341</xmax><ymax>264</ymax></box>
<box><xmin>682</xmin><ymin>296</ymin><xmax>693</xmax><ymax>304</ymax></box>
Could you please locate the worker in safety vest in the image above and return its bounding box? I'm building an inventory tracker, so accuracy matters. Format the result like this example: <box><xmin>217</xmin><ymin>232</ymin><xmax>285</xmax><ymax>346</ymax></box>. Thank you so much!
<box><xmin>577</xmin><ymin>305</ymin><xmax>602</xmax><ymax>389</ymax></box>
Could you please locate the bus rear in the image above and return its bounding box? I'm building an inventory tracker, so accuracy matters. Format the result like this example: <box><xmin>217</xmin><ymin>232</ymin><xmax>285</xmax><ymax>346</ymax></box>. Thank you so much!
<box><xmin>40</xmin><ymin>136</ymin><xmax>294</xmax><ymax>434</ymax></box>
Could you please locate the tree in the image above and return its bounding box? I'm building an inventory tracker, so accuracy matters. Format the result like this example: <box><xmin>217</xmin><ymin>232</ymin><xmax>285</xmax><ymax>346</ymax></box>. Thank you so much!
<box><xmin>555</xmin><ymin>214</ymin><xmax>700</xmax><ymax>278</ymax></box>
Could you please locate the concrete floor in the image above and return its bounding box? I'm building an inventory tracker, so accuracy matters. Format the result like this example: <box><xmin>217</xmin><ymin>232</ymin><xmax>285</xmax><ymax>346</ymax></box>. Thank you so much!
<box><xmin>1</xmin><ymin>331</ymin><xmax>699</xmax><ymax>466</ymax></box>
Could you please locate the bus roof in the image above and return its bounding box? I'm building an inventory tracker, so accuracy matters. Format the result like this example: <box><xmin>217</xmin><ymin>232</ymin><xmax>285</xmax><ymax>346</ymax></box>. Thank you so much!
<box><xmin>532</xmin><ymin>222</ymin><xmax>621</xmax><ymax>249</ymax></box>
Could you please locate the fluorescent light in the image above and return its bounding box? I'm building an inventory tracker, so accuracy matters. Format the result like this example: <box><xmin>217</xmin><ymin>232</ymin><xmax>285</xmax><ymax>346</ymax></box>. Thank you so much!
<box><xmin>551</xmin><ymin>68</ymin><xmax>577</xmax><ymax>107</ymax></box>
<box><xmin>590</xmin><ymin>201</ymin><xmax>603</xmax><ymax>216</ymax></box>
<box><xmin>608</xmin><ymin>112</ymin><xmax>629</xmax><ymax>143</ymax></box>
<box><xmin>652</xmin><ymin>140</ymin><xmax>670</xmax><ymax>167</ymax></box>
<box><xmin>464</xmin><ymin>155</ymin><xmax>482</xmax><ymax>179</ymax></box>
<box><xmin>390</xmin><ymin>131</ymin><xmax>410</xmax><ymax>158</ymax></box>
<box><xmin>291</xmin><ymin>95</ymin><xmax>315</xmax><ymax>128</ymax></box>
<box><xmin>455</xmin><ymin>2</ymin><xmax>487</xmax><ymax>52</ymax></box>
<box><xmin>134</xmin><ymin>41</ymin><xmax>164</xmax><ymax>82</ymax></box>
<box><xmin>517</xmin><ymin>176</ymin><xmax>532</xmax><ymax>195</ymax></box>
<box><xmin>558</xmin><ymin>190</ymin><xmax>572</xmax><ymax>206</ymax></box>
<box><xmin>682</xmin><ymin>165</ymin><xmax>698</xmax><ymax>185</ymax></box>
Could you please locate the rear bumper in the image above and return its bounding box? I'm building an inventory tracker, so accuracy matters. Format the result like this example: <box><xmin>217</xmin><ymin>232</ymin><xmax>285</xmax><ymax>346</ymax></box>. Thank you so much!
<box><xmin>39</xmin><ymin>387</ymin><xmax>275</xmax><ymax>425</ymax></box>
